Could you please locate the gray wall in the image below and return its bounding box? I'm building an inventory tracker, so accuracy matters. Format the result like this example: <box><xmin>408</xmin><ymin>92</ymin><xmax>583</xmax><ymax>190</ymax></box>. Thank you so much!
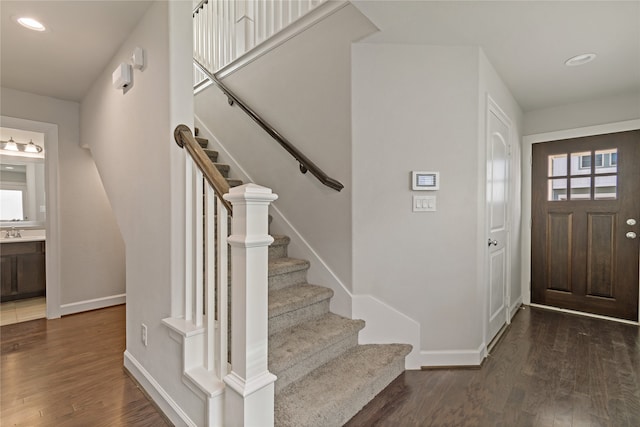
<box><xmin>352</xmin><ymin>44</ymin><xmax>483</xmax><ymax>352</ymax></box>
<box><xmin>80</xmin><ymin>1</ymin><xmax>201</xmax><ymax>424</ymax></box>
<box><xmin>0</xmin><ymin>87</ymin><xmax>125</xmax><ymax>306</ymax></box>
<box><xmin>195</xmin><ymin>4</ymin><xmax>378</xmax><ymax>295</ymax></box>
<box><xmin>352</xmin><ymin>43</ymin><xmax>523</xmax><ymax>360</ymax></box>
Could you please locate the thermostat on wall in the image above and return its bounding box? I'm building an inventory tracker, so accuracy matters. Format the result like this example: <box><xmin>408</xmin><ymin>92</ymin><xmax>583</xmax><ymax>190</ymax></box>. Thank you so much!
<box><xmin>412</xmin><ymin>171</ymin><xmax>439</xmax><ymax>190</ymax></box>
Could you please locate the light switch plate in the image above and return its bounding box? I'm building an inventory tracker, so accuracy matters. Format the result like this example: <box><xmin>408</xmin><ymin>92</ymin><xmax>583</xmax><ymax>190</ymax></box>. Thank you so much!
<box><xmin>413</xmin><ymin>195</ymin><xmax>436</xmax><ymax>212</ymax></box>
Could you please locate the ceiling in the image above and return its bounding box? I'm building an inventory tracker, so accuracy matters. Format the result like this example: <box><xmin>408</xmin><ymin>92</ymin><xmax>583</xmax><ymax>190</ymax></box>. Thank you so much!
<box><xmin>352</xmin><ymin>0</ymin><xmax>640</xmax><ymax>111</ymax></box>
<box><xmin>0</xmin><ymin>1</ymin><xmax>153</xmax><ymax>102</ymax></box>
<box><xmin>0</xmin><ymin>1</ymin><xmax>638</xmax><ymax>112</ymax></box>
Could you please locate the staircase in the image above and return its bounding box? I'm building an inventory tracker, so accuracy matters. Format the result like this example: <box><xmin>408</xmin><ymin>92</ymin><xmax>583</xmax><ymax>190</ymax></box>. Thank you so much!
<box><xmin>196</xmin><ymin>131</ymin><xmax>411</xmax><ymax>426</ymax></box>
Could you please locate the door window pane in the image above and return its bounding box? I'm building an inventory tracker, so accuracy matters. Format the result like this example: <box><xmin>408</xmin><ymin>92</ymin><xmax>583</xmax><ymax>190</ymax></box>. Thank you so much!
<box><xmin>548</xmin><ymin>178</ymin><xmax>567</xmax><ymax>201</ymax></box>
<box><xmin>548</xmin><ymin>154</ymin><xmax>567</xmax><ymax>177</ymax></box>
<box><xmin>570</xmin><ymin>177</ymin><xmax>591</xmax><ymax>200</ymax></box>
<box><xmin>595</xmin><ymin>149</ymin><xmax>618</xmax><ymax>174</ymax></box>
<box><xmin>594</xmin><ymin>176</ymin><xmax>617</xmax><ymax>200</ymax></box>
<box><xmin>572</xmin><ymin>152</ymin><xmax>591</xmax><ymax>175</ymax></box>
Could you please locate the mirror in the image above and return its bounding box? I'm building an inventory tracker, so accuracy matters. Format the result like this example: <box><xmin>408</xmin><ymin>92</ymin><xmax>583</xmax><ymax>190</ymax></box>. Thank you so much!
<box><xmin>0</xmin><ymin>128</ymin><xmax>46</xmax><ymax>228</ymax></box>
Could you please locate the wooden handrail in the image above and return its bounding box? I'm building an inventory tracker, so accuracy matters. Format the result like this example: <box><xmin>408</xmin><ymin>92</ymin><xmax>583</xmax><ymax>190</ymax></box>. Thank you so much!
<box><xmin>193</xmin><ymin>59</ymin><xmax>344</xmax><ymax>192</ymax></box>
<box><xmin>174</xmin><ymin>124</ymin><xmax>233</xmax><ymax>214</ymax></box>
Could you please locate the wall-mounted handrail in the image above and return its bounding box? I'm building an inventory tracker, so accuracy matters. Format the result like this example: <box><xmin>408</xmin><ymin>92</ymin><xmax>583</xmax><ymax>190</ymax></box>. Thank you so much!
<box><xmin>174</xmin><ymin>124</ymin><xmax>233</xmax><ymax>213</ymax></box>
<box><xmin>193</xmin><ymin>59</ymin><xmax>344</xmax><ymax>192</ymax></box>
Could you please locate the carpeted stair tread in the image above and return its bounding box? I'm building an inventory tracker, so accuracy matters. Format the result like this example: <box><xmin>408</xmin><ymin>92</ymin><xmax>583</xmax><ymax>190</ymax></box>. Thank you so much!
<box><xmin>269</xmin><ymin>313</ymin><xmax>364</xmax><ymax>376</ymax></box>
<box><xmin>213</xmin><ymin>163</ymin><xmax>230</xmax><ymax>177</ymax></box>
<box><xmin>268</xmin><ymin>257</ymin><xmax>310</xmax><ymax>277</ymax></box>
<box><xmin>275</xmin><ymin>344</ymin><xmax>412</xmax><ymax>427</ymax></box>
<box><xmin>269</xmin><ymin>283</ymin><xmax>333</xmax><ymax>318</ymax></box>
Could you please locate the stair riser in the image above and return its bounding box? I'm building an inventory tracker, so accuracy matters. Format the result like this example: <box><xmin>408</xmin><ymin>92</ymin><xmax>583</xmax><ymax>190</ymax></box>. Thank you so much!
<box><xmin>274</xmin><ymin>345</ymin><xmax>411</xmax><ymax>427</ymax></box>
<box><xmin>274</xmin><ymin>334</ymin><xmax>359</xmax><ymax>394</ymax></box>
<box><xmin>205</xmin><ymin>151</ymin><xmax>218</xmax><ymax>162</ymax></box>
<box><xmin>268</xmin><ymin>244</ymin><xmax>288</xmax><ymax>260</ymax></box>
<box><xmin>269</xmin><ymin>299</ymin><xmax>329</xmax><ymax>336</ymax></box>
<box><xmin>214</xmin><ymin>165</ymin><xmax>229</xmax><ymax>178</ymax></box>
<box><xmin>269</xmin><ymin>269</ymin><xmax>308</xmax><ymax>290</ymax></box>
<box><xmin>332</xmin><ymin>357</ymin><xmax>406</xmax><ymax>426</ymax></box>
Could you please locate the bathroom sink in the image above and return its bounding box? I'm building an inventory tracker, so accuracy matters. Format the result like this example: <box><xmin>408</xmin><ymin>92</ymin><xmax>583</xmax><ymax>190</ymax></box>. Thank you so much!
<box><xmin>0</xmin><ymin>230</ymin><xmax>46</xmax><ymax>243</ymax></box>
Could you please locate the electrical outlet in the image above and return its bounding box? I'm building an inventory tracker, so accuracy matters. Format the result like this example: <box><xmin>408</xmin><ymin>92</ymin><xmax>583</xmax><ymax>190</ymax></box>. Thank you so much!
<box><xmin>141</xmin><ymin>323</ymin><xmax>148</xmax><ymax>346</ymax></box>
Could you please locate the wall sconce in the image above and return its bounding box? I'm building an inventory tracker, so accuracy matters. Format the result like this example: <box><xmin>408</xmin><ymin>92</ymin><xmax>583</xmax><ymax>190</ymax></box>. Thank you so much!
<box><xmin>1</xmin><ymin>137</ymin><xmax>43</xmax><ymax>154</ymax></box>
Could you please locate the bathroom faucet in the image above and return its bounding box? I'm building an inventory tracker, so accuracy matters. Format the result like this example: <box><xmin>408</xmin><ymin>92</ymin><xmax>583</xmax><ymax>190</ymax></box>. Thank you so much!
<box><xmin>4</xmin><ymin>227</ymin><xmax>21</xmax><ymax>238</ymax></box>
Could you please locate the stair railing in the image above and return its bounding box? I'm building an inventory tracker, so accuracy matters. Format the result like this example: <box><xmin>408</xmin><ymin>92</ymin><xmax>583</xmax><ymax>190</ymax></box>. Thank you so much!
<box><xmin>174</xmin><ymin>124</ymin><xmax>231</xmax><ymax>382</ymax></box>
<box><xmin>192</xmin><ymin>0</ymin><xmax>344</xmax><ymax>192</ymax></box>
<box><xmin>193</xmin><ymin>59</ymin><xmax>344</xmax><ymax>192</ymax></box>
<box><xmin>193</xmin><ymin>0</ymin><xmax>328</xmax><ymax>74</ymax></box>
<box><xmin>175</xmin><ymin>125</ymin><xmax>278</xmax><ymax>425</ymax></box>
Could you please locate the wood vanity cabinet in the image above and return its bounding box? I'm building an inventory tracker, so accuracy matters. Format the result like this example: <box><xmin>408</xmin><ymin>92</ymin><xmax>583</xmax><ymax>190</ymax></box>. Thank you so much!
<box><xmin>0</xmin><ymin>241</ymin><xmax>46</xmax><ymax>302</ymax></box>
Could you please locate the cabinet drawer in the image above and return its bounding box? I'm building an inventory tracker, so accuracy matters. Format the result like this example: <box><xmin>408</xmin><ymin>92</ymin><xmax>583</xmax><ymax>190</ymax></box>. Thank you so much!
<box><xmin>0</xmin><ymin>241</ymin><xmax>45</xmax><ymax>256</ymax></box>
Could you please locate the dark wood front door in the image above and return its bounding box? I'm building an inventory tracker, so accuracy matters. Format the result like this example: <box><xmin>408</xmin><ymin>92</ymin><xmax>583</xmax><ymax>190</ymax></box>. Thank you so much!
<box><xmin>531</xmin><ymin>130</ymin><xmax>640</xmax><ymax>321</ymax></box>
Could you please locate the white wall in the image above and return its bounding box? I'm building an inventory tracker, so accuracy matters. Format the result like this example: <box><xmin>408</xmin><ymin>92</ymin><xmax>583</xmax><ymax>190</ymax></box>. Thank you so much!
<box><xmin>79</xmin><ymin>1</ymin><xmax>199</xmax><ymax>424</ymax></box>
<box><xmin>524</xmin><ymin>91</ymin><xmax>640</xmax><ymax>135</ymax></box>
<box><xmin>194</xmin><ymin>4</ymin><xmax>377</xmax><ymax>297</ymax></box>
<box><xmin>0</xmin><ymin>88</ymin><xmax>125</xmax><ymax>310</ymax></box>
<box><xmin>352</xmin><ymin>44</ymin><xmax>484</xmax><ymax>358</ymax></box>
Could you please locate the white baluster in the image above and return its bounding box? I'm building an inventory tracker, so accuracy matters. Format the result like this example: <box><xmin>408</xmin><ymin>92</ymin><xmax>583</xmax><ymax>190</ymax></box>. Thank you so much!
<box><xmin>184</xmin><ymin>159</ymin><xmax>194</xmax><ymax>322</ymax></box>
<box><xmin>194</xmin><ymin>171</ymin><xmax>204</xmax><ymax>328</ymax></box>
<box><xmin>205</xmin><ymin>185</ymin><xmax>216</xmax><ymax>371</ymax></box>
<box><xmin>216</xmin><ymin>197</ymin><xmax>229</xmax><ymax>378</ymax></box>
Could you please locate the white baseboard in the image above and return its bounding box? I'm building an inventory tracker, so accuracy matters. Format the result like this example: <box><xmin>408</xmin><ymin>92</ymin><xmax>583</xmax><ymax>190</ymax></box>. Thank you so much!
<box><xmin>420</xmin><ymin>343</ymin><xmax>486</xmax><ymax>367</ymax></box>
<box><xmin>124</xmin><ymin>350</ymin><xmax>198</xmax><ymax>427</ymax></box>
<box><xmin>509</xmin><ymin>296</ymin><xmax>523</xmax><ymax>321</ymax></box>
<box><xmin>59</xmin><ymin>293</ymin><xmax>126</xmax><ymax>316</ymax></box>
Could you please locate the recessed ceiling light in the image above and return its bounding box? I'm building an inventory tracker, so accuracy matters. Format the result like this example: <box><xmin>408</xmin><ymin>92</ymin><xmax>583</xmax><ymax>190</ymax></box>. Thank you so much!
<box><xmin>565</xmin><ymin>53</ymin><xmax>597</xmax><ymax>67</ymax></box>
<box><xmin>16</xmin><ymin>17</ymin><xmax>46</xmax><ymax>32</ymax></box>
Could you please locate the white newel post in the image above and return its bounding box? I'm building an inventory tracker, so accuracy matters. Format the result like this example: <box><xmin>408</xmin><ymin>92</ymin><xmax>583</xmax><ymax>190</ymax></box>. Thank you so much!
<box><xmin>223</xmin><ymin>184</ymin><xmax>278</xmax><ymax>427</ymax></box>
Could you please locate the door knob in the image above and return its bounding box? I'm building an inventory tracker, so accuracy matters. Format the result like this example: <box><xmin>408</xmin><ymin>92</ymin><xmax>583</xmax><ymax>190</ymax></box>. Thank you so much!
<box><xmin>488</xmin><ymin>239</ymin><xmax>498</xmax><ymax>246</ymax></box>
<box><xmin>626</xmin><ymin>231</ymin><xmax>637</xmax><ymax>239</ymax></box>
<box><xmin>627</xmin><ymin>218</ymin><xmax>637</xmax><ymax>226</ymax></box>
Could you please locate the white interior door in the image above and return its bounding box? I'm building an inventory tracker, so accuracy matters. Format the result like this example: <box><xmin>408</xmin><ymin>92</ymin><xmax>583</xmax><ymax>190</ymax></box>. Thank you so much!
<box><xmin>486</xmin><ymin>99</ymin><xmax>511</xmax><ymax>343</ymax></box>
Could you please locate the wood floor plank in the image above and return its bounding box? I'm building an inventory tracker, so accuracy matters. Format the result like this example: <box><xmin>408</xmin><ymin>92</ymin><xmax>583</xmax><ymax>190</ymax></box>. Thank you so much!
<box><xmin>1</xmin><ymin>305</ymin><xmax>169</xmax><ymax>427</ymax></box>
<box><xmin>347</xmin><ymin>306</ymin><xmax>640</xmax><ymax>427</ymax></box>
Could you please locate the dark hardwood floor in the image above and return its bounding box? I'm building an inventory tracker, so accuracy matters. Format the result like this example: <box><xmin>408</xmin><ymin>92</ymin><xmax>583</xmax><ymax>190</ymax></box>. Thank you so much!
<box><xmin>1</xmin><ymin>305</ymin><xmax>169</xmax><ymax>427</ymax></box>
<box><xmin>346</xmin><ymin>306</ymin><xmax>640</xmax><ymax>427</ymax></box>
<box><xmin>3</xmin><ymin>304</ymin><xmax>639</xmax><ymax>426</ymax></box>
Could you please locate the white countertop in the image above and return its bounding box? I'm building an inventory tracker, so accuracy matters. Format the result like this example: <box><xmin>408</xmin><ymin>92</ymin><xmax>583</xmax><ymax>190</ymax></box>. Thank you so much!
<box><xmin>1</xmin><ymin>236</ymin><xmax>46</xmax><ymax>243</ymax></box>
<box><xmin>0</xmin><ymin>230</ymin><xmax>46</xmax><ymax>243</ymax></box>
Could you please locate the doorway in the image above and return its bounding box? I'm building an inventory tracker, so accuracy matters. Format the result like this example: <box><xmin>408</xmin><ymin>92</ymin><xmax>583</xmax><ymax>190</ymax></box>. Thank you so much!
<box><xmin>0</xmin><ymin>116</ymin><xmax>60</xmax><ymax>320</ymax></box>
<box><xmin>531</xmin><ymin>130</ymin><xmax>640</xmax><ymax>321</ymax></box>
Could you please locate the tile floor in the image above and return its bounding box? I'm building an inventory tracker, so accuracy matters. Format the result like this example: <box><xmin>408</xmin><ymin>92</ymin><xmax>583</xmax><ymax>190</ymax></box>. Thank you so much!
<box><xmin>0</xmin><ymin>297</ymin><xmax>46</xmax><ymax>326</ymax></box>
